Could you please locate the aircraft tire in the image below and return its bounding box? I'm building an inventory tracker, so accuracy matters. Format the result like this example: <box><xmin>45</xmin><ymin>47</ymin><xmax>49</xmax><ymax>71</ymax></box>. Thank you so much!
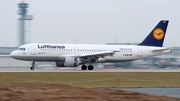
<box><xmin>30</xmin><ymin>66</ymin><xmax>34</xmax><ymax>70</ymax></box>
<box><xmin>88</xmin><ymin>65</ymin><xmax>94</xmax><ymax>70</ymax></box>
<box><xmin>81</xmin><ymin>65</ymin><xmax>87</xmax><ymax>70</ymax></box>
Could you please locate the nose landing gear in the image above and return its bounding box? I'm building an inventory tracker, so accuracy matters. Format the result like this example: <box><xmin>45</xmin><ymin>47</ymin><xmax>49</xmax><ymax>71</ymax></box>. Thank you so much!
<box><xmin>30</xmin><ymin>61</ymin><xmax>35</xmax><ymax>70</ymax></box>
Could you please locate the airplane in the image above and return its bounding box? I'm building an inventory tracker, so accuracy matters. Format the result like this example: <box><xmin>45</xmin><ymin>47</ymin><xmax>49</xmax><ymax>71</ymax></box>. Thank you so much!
<box><xmin>10</xmin><ymin>20</ymin><xmax>171</xmax><ymax>70</ymax></box>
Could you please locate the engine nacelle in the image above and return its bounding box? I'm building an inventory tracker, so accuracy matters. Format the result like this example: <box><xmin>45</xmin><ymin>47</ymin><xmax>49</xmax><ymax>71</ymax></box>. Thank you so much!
<box><xmin>64</xmin><ymin>57</ymin><xmax>81</xmax><ymax>67</ymax></box>
<box><xmin>55</xmin><ymin>62</ymin><xmax>65</xmax><ymax>67</ymax></box>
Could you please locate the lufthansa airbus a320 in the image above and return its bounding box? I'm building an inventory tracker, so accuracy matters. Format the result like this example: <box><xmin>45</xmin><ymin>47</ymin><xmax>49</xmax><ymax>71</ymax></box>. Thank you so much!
<box><xmin>10</xmin><ymin>20</ymin><xmax>171</xmax><ymax>70</ymax></box>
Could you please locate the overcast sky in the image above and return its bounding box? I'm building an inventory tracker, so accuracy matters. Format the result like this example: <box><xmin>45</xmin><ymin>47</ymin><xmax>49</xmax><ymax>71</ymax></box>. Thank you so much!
<box><xmin>0</xmin><ymin>0</ymin><xmax>179</xmax><ymax>47</ymax></box>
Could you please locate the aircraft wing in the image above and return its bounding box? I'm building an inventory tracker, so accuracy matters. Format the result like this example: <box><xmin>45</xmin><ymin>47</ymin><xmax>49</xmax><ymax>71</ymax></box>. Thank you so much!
<box><xmin>80</xmin><ymin>51</ymin><xmax>117</xmax><ymax>57</ymax></box>
<box><xmin>77</xmin><ymin>51</ymin><xmax>119</xmax><ymax>63</ymax></box>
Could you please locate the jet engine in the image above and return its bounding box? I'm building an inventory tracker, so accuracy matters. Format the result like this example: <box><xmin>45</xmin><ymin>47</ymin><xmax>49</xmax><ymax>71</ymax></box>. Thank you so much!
<box><xmin>64</xmin><ymin>57</ymin><xmax>81</xmax><ymax>67</ymax></box>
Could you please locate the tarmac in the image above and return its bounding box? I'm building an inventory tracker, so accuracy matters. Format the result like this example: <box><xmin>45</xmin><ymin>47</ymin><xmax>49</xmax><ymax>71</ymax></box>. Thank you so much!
<box><xmin>0</xmin><ymin>68</ymin><xmax>180</xmax><ymax>72</ymax></box>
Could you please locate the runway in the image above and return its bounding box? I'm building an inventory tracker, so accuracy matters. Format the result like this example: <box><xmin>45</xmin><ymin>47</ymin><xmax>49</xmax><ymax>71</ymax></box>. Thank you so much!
<box><xmin>0</xmin><ymin>68</ymin><xmax>180</xmax><ymax>72</ymax></box>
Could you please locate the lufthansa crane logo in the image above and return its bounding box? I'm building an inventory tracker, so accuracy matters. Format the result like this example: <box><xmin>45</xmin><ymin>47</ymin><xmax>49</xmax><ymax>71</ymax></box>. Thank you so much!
<box><xmin>153</xmin><ymin>28</ymin><xmax>164</xmax><ymax>40</ymax></box>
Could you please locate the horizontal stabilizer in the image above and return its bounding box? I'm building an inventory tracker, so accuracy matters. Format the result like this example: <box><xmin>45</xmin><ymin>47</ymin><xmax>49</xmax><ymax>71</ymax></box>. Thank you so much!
<box><xmin>151</xmin><ymin>48</ymin><xmax>172</xmax><ymax>53</ymax></box>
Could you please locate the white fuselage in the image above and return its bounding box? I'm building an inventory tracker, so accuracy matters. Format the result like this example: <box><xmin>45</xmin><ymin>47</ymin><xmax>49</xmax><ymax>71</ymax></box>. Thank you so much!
<box><xmin>9</xmin><ymin>20</ymin><xmax>170</xmax><ymax>70</ymax></box>
<box><xmin>10</xmin><ymin>43</ymin><xmax>171</xmax><ymax>63</ymax></box>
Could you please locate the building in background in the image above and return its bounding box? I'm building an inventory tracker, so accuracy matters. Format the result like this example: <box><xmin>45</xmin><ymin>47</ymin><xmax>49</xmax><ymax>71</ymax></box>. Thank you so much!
<box><xmin>18</xmin><ymin>1</ymin><xmax>33</xmax><ymax>46</ymax></box>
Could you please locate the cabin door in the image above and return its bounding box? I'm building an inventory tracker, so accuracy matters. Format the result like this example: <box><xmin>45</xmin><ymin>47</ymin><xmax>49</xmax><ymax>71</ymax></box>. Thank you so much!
<box><xmin>31</xmin><ymin>45</ymin><xmax>37</xmax><ymax>55</ymax></box>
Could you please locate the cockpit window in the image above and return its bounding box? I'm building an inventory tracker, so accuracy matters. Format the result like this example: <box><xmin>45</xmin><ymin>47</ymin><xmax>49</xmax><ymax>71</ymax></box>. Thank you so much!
<box><xmin>18</xmin><ymin>48</ymin><xmax>26</xmax><ymax>51</ymax></box>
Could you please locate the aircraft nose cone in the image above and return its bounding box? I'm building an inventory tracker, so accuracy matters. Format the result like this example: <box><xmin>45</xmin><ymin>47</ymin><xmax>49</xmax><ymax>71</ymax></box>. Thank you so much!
<box><xmin>10</xmin><ymin>51</ymin><xmax>14</xmax><ymax>57</ymax></box>
<box><xmin>10</xmin><ymin>51</ymin><xmax>23</xmax><ymax>60</ymax></box>
<box><xmin>10</xmin><ymin>51</ymin><xmax>17</xmax><ymax>58</ymax></box>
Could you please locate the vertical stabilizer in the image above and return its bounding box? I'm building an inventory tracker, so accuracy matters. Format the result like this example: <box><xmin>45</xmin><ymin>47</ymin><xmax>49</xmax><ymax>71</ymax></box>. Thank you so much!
<box><xmin>138</xmin><ymin>20</ymin><xmax>169</xmax><ymax>47</ymax></box>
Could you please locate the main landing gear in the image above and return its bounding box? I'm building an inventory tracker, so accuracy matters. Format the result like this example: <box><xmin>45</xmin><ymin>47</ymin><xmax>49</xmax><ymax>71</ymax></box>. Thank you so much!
<box><xmin>81</xmin><ymin>64</ymin><xmax>94</xmax><ymax>70</ymax></box>
<box><xmin>30</xmin><ymin>61</ymin><xmax>35</xmax><ymax>70</ymax></box>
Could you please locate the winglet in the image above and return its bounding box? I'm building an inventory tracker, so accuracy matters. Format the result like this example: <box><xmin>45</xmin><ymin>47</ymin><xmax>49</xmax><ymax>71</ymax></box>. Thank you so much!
<box><xmin>138</xmin><ymin>20</ymin><xmax>169</xmax><ymax>47</ymax></box>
